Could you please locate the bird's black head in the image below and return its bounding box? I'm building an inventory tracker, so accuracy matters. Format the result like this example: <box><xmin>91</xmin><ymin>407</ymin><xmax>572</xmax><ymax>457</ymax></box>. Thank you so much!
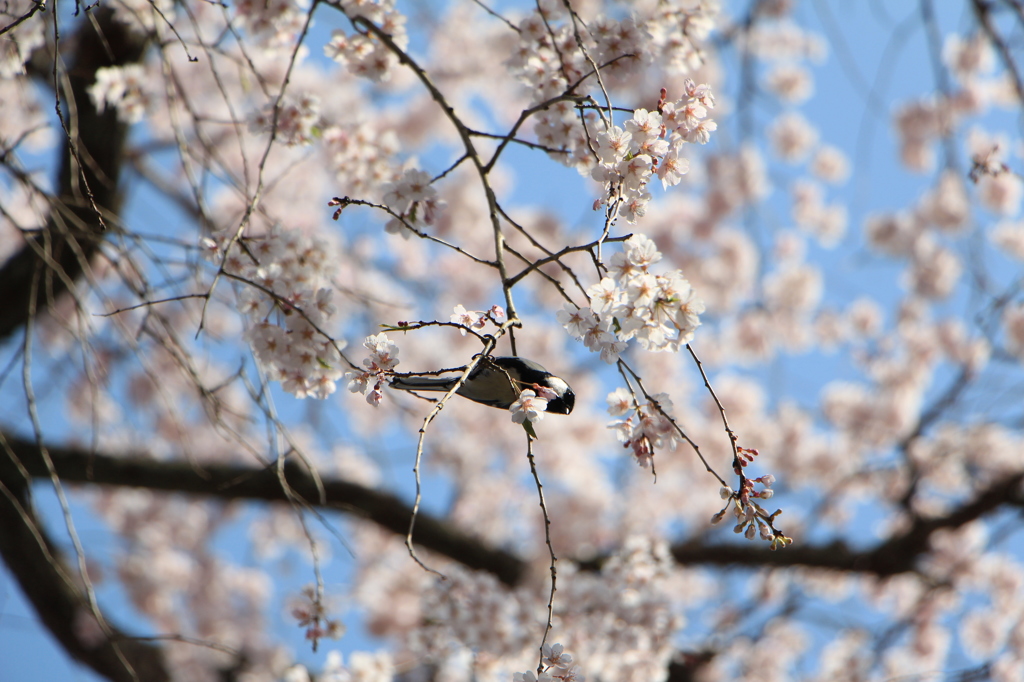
<box><xmin>546</xmin><ymin>385</ymin><xmax>575</xmax><ymax>415</ymax></box>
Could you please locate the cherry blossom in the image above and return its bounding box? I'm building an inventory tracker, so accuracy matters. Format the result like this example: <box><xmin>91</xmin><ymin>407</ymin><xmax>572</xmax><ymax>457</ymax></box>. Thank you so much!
<box><xmin>509</xmin><ymin>390</ymin><xmax>548</xmax><ymax>424</ymax></box>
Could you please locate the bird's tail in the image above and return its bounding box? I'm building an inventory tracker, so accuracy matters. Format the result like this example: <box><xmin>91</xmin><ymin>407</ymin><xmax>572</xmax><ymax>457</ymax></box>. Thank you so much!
<box><xmin>389</xmin><ymin>376</ymin><xmax>459</xmax><ymax>393</ymax></box>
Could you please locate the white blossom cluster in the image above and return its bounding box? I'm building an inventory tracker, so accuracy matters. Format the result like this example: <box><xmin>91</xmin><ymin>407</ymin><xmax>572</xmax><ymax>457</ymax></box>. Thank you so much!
<box><xmin>88</xmin><ymin>64</ymin><xmax>150</xmax><ymax>124</ymax></box>
<box><xmin>380</xmin><ymin>168</ymin><xmax>445</xmax><ymax>238</ymax></box>
<box><xmin>506</xmin><ymin>5</ymin><xmax>716</xmax><ymax>179</ymax></box>
<box><xmin>0</xmin><ymin>1</ymin><xmax>45</xmax><ymax>78</ymax></box>
<box><xmin>450</xmin><ymin>303</ymin><xmax>505</xmax><ymax>335</ymax></box>
<box><xmin>323</xmin><ymin>0</ymin><xmax>408</xmax><ymax>83</ymax></box>
<box><xmin>505</xmin><ymin>6</ymin><xmax>637</xmax><ymax>170</ymax></box>
<box><xmin>92</xmin><ymin>489</ymin><xmax>276</xmax><ymax>675</ymax></box>
<box><xmin>504</xmin><ymin>2</ymin><xmax>719</xmax><ymax>181</ymax></box>
<box><xmin>284</xmin><ymin>650</ymin><xmax>394</xmax><ymax>682</ymax></box>
<box><xmin>509</xmin><ymin>389</ymin><xmax>550</xmax><ymax>425</ymax></box>
<box><xmin>323</xmin><ymin>121</ymin><xmax>401</xmax><ymax>197</ymax></box>
<box><xmin>234</xmin><ymin>0</ymin><xmax>309</xmax><ymax>49</ymax></box>
<box><xmin>791</xmin><ymin>178</ymin><xmax>848</xmax><ymax>247</ymax></box>
<box><xmin>891</xmin><ymin>31</ymin><xmax>1012</xmax><ymax>175</ymax></box>
<box><xmin>646</xmin><ymin>1</ymin><xmax>718</xmax><ymax>74</ymax></box>
<box><xmin>415</xmin><ymin>566</ymin><xmax>535</xmax><ymax>667</ymax></box>
<box><xmin>203</xmin><ymin>226</ymin><xmax>344</xmax><ymax>399</ymax></box>
<box><xmin>550</xmin><ymin>537</ymin><xmax>681</xmax><ymax>681</ymax></box>
<box><xmin>408</xmin><ymin>539</ymin><xmax>675</xmax><ymax>681</ymax></box>
<box><xmin>742</xmin><ymin>17</ymin><xmax>827</xmax><ymax>62</ymax></box>
<box><xmin>250</xmin><ymin>94</ymin><xmax>322</xmax><ymax>147</ymax></box>
<box><xmin>606</xmin><ymin>387</ymin><xmax>680</xmax><ymax>468</ymax></box>
<box><xmin>345</xmin><ymin>333</ymin><xmax>399</xmax><ymax>406</ymax></box>
<box><xmin>559</xmin><ymin>234</ymin><xmax>705</xmax><ymax>364</ymax></box>
<box><xmin>591</xmin><ymin>83</ymin><xmax>716</xmax><ymax>223</ymax></box>
<box><xmin>512</xmin><ymin>643</ymin><xmax>583</xmax><ymax>682</ymax></box>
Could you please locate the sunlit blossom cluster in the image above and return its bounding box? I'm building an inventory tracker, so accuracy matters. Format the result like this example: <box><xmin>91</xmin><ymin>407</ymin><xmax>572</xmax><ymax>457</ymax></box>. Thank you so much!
<box><xmin>285</xmin><ymin>650</ymin><xmax>394</xmax><ymax>682</ymax></box>
<box><xmin>810</xmin><ymin>145</ymin><xmax>850</xmax><ymax>184</ymax></box>
<box><xmin>203</xmin><ymin>226</ymin><xmax>344</xmax><ymax>399</ymax></box>
<box><xmin>769</xmin><ymin>111</ymin><xmax>817</xmax><ymax>163</ymax></box>
<box><xmin>91</xmin><ymin>489</ymin><xmax>276</xmax><ymax>675</ymax></box>
<box><xmin>345</xmin><ymin>332</ymin><xmax>399</xmax><ymax>406</ymax></box>
<box><xmin>791</xmin><ymin>179</ymin><xmax>847</xmax><ymax>246</ymax></box>
<box><xmin>323</xmin><ymin>0</ymin><xmax>407</xmax><ymax>83</ymax></box>
<box><xmin>605</xmin><ymin>386</ymin><xmax>680</xmax><ymax>468</ymax></box>
<box><xmin>819</xmin><ymin>305</ymin><xmax>992</xmax><ymax>454</ymax></box>
<box><xmin>505</xmin><ymin>5</ymin><xmax>604</xmax><ymax>169</ymax></box>
<box><xmin>977</xmin><ymin>166</ymin><xmax>1024</xmax><ymax>217</ymax></box>
<box><xmin>88</xmin><ymin>64</ymin><xmax>150</xmax><ymax>124</ymax></box>
<box><xmin>646</xmin><ymin>0</ymin><xmax>719</xmax><ymax>74</ymax></box>
<box><xmin>250</xmin><ymin>94</ymin><xmax>322</xmax><ymax>147</ymax></box>
<box><xmin>920</xmin><ymin>170</ymin><xmax>971</xmax><ymax>232</ymax></box>
<box><xmin>904</xmin><ymin>236</ymin><xmax>962</xmax><ymax>299</ymax></box>
<box><xmin>507</xmin><ymin>5</ymin><xmax>714</xmax><ymax>178</ymax></box>
<box><xmin>891</xmin><ymin>34</ymin><xmax>1019</xmax><ymax>176</ymax></box>
<box><xmin>450</xmin><ymin>303</ymin><xmax>505</xmax><ymax>335</ymax></box>
<box><xmin>703</xmin><ymin>145</ymin><xmax>771</xmax><ymax>220</ymax></box>
<box><xmin>894</xmin><ymin>99</ymin><xmax>947</xmax><ymax>172</ymax></box>
<box><xmin>560</xmin><ymin>234</ymin><xmax>704</xmax><ymax>363</ymax></box>
<box><xmin>512</xmin><ymin>643</ymin><xmax>582</xmax><ymax>682</ymax></box>
<box><xmin>380</xmin><ymin>168</ymin><xmax>445</xmax><ymax>238</ymax></box>
<box><xmin>742</xmin><ymin>18</ymin><xmax>827</xmax><ymax>62</ymax></box>
<box><xmin>591</xmin><ymin>83</ymin><xmax>716</xmax><ymax>223</ymax></box>
<box><xmin>404</xmin><ymin>539</ymin><xmax>677</xmax><ymax>681</ymax></box>
<box><xmin>109</xmin><ymin>0</ymin><xmax>175</xmax><ymax>33</ymax></box>
<box><xmin>0</xmin><ymin>1</ymin><xmax>44</xmax><ymax>78</ymax></box>
<box><xmin>990</xmin><ymin>220</ymin><xmax>1024</xmax><ymax>260</ymax></box>
<box><xmin>766</xmin><ymin>63</ymin><xmax>813</xmax><ymax>103</ymax></box>
<box><xmin>509</xmin><ymin>389</ymin><xmax>549</xmax><ymax>425</ymax></box>
<box><xmin>234</xmin><ymin>0</ymin><xmax>309</xmax><ymax>49</ymax></box>
<box><xmin>944</xmin><ymin>33</ymin><xmax>995</xmax><ymax>80</ymax></box>
<box><xmin>323</xmin><ymin>121</ymin><xmax>400</xmax><ymax>197</ymax></box>
<box><xmin>1003</xmin><ymin>303</ymin><xmax>1024</xmax><ymax>360</ymax></box>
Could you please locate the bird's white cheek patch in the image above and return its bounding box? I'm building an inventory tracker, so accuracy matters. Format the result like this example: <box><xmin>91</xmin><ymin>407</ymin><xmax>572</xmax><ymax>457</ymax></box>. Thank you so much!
<box><xmin>546</xmin><ymin>377</ymin><xmax>570</xmax><ymax>397</ymax></box>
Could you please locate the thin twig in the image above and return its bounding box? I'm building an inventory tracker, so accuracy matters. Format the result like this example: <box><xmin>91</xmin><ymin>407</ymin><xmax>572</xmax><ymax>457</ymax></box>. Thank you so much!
<box><xmin>526</xmin><ymin>434</ymin><xmax>558</xmax><ymax>675</ymax></box>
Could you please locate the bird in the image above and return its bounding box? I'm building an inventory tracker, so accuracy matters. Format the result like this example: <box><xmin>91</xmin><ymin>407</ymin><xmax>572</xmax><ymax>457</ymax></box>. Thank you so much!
<box><xmin>389</xmin><ymin>356</ymin><xmax>575</xmax><ymax>414</ymax></box>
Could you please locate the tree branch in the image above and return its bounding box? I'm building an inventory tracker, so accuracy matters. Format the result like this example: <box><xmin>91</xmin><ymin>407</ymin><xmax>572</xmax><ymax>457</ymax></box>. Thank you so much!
<box><xmin>0</xmin><ymin>6</ymin><xmax>148</xmax><ymax>342</ymax></box>
<box><xmin>0</xmin><ymin>432</ymin><xmax>527</xmax><ymax>587</ymax></box>
<box><xmin>595</xmin><ymin>472</ymin><xmax>1024</xmax><ymax>577</ymax></box>
<box><xmin>9</xmin><ymin>430</ymin><xmax>1023</xmax><ymax>590</ymax></box>
<box><xmin>0</xmin><ymin>436</ymin><xmax>170</xmax><ymax>682</ymax></box>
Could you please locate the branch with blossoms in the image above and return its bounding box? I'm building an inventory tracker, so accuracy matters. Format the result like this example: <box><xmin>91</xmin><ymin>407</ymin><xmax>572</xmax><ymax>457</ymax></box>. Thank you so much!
<box><xmin>4</xmin><ymin>0</ymin><xmax>805</xmax><ymax>674</ymax></box>
<box><xmin>560</xmin><ymin>233</ymin><xmax>790</xmax><ymax>548</ymax></box>
<box><xmin>328</xmin><ymin>187</ymin><xmax>498</xmax><ymax>263</ymax></box>
<box><xmin>199</xmin><ymin>226</ymin><xmax>355</xmax><ymax>400</ymax></box>
<box><xmin>319</xmin><ymin>1</ymin><xmax>789</xmax><ymax>556</ymax></box>
<box><xmin>513</xmin><ymin>642</ymin><xmax>584</xmax><ymax>682</ymax></box>
<box><xmin>686</xmin><ymin>343</ymin><xmax>792</xmax><ymax>548</ymax></box>
<box><xmin>343</xmin><ymin>332</ymin><xmax>404</xmax><ymax>408</ymax></box>
<box><xmin>289</xmin><ymin>585</ymin><xmax>344</xmax><ymax>652</ymax></box>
